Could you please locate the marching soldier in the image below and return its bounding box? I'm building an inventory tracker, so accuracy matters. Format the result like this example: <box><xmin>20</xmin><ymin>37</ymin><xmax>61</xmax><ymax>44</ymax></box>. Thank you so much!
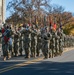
<box><xmin>1</xmin><ymin>25</ymin><xmax>11</xmax><ymax>61</ymax></box>
<box><xmin>8</xmin><ymin>27</ymin><xmax>13</xmax><ymax>58</ymax></box>
<box><xmin>13</xmin><ymin>31</ymin><xmax>19</xmax><ymax>57</ymax></box>
<box><xmin>18</xmin><ymin>27</ymin><xmax>24</xmax><ymax>56</ymax></box>
<box><xmin>47</xmin><ymin>31</ymin><xmax>52</xmax><ymax>58</ymax></box>
<box><xmin>31</xmin><ymin>25</ymin><xmax>37</xmax><ymax>57</ymax></box>
<box><xmin>50</xmin><ymin>28</ymin><xmax>56</xmax><ymax>58</ymax></box>
<box><xmin>41</xmin><ymin>26</ymin><xmax>49</xmax><ymax>59</ymax></box>
<box><xmin>23</xmin><ymin>25</ymin><xmax>31</xmax><ymax>58</ymax></box>
<box><xmin>57</xmin><ymin>29</ymin><xmax>64</xmax><ymax>55</ymax></box>
<box><xmin>54</xmin><ymin>30</ymin><xmax>60</xmax><ymax>56</ymax></box>
<box><xmin>36</xmin><ymin>29</ymin><xmax>42</xmax><ymax>56</ymax></box>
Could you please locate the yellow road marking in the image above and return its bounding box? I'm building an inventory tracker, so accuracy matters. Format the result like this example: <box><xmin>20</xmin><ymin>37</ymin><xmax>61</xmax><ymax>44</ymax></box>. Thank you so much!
<box><xmin>0</xmin><ymin>57</ymin><xmax>43</xmax><ymax>74</ymax></box>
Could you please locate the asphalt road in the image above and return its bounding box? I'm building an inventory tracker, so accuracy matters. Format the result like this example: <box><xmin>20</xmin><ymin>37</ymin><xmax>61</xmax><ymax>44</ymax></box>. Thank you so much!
<box><xmin>0</xmin><ymin>49</ymin><xmax>74</xmax><ymax>75</ymax></box>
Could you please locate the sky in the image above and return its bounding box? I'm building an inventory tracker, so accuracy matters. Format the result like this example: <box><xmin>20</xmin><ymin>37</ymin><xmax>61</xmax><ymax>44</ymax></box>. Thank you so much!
<box><xmin>6</xmin><ymin>0</ymin><xmax>74</xmax><ymax>18</ymax></box>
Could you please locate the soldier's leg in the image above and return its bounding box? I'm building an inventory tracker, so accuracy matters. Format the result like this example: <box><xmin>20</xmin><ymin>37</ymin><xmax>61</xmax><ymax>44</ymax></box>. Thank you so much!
<box><xmin>9</xmin><ymin>44</ymin><xmax>12</xmax><ymax>58</ymax></box>
<box><xmin>49</xmin><ymin>43</ymin><xmax>51</xmax><ymax>58</ymax></box>
<box><xmin>59</xmin><ymin>46</ymin><xmax>63</xmax><ymax>56</ymax></box>
<box><xmin>44</xmin><ymin>44</ymin><xmax>48</xmax><ymax>59</ymax></box>
<box><xmin>24</xmin><ymin>43</ymin><xmax>30</xmax><ymax>58</ymax></box>
<box><xmin>4</xmin><ymin>44</ymin><xmax>9</xmax><ymax>60</ymax></box>
<box><xmin>31</xmin><ymin>47</ymin><xmax>34</xmax><ymax>57</ymax></box>
<box><xmin>36</xmin><ymin>44</ymin><xmax>39</xmax><ymax>56</ymax></box>
<box><xmin>36</xmin><ymin>44</ymin><xmax>40</xmax><ymax>56</ymax></box>
<box><xmin>27</xmin><ymin>48</ymin><xmax>30</xmax><ymax>58</ymax></box>
<box><xmin>24</xmin><ymin>47</ymin><xmax>28</xmax><ymax>58</ymax></box>
<box><xmin>51</xmin><ymin>48</ymin><xmax>54</xmax><ymax>58</ymax></box>
<box><xmin>42</xmin><ymin>49</ymin><xmax>46</xmax><ymax>58</ymax></box>
<box><xmin>49</xmin><ymin>49</ymin><xmax>51</xmax><ymax>58</ymax></box>
<box><xmin>14</xmin><ymin>44</ymin><xmax>18</xmax><ymax>57</ymax></box>
<box><xmin>2</xmin><ymin>44</ymin><xmax>7</xmax><ymax>61</ymax></box>
<box><xmin>19</xmin><ymin>48</ymin><xmax>23</xmax><ymax>56</ymax></box>
<box><xmin>34</xmin><ymin>46</ymin><xmax>36</xmax><ymax>58</ymax></box>
<box><xmin>25</xmin><ymin>48</ymin><xmax>30</xmax><ymax>58</ymax></box>
<box><xmin>41</xmin><ymin>45</ymin><xmax>45</xmax><ymax>58</ymax></box>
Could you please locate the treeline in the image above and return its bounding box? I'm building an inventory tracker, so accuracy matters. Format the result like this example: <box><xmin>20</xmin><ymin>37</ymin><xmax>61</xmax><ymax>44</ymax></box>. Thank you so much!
<box><xmin>6</xmin><ymin>0</ymin><xmax>74</xmax><ymax>35</ymax></box>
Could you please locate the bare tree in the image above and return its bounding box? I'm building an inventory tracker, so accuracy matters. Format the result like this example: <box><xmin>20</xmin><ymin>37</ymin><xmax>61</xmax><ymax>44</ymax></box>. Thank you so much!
<box><xmin>7</xmin><ymin>0</ymin><xmax>51</xmax><ymax>24</ymax></box>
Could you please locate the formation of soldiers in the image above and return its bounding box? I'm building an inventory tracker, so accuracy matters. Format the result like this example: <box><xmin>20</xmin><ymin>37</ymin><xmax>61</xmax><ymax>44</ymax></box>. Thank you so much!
<box><xmin>1</xmin><ymin>23</ymin><xmax>74</xmax><ymax>61</ymax></box>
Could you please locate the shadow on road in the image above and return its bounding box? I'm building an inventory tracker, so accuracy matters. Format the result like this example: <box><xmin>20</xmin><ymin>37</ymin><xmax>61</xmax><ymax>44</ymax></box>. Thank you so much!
<box><xmin>17</xmin><ymin>61</ymin><xmax>74</xmax><ymax>75</ymax></box>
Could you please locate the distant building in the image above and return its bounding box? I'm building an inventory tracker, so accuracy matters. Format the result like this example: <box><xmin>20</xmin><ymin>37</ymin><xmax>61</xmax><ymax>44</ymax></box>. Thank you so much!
<box><xmin>0</xmin><ymin>0</ymin><xmax>6</xmax><ymax>25</ymax></box>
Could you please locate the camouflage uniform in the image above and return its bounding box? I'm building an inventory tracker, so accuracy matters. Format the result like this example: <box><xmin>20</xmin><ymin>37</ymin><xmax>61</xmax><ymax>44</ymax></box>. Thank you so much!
<box><xmin>19</xmin><ymin>32</ymin><xmax>23</xmax><ymax>56</ymax></box>
<box><xmin>36</xmin><ymin>30</ymin><xmax>42</xmax><ymax>56</ymax></box>
<box><xmin>41</xmin><ymin>26</ymin><xmax>50</xmax><ymax>58</ymax></box>
<box><xmin>31</xmin><ymin>28</ymin><xmax>37</xmax><ymax>57</ymax></box>
<box><xmin>47</xmin><ymin>31</ymin><xmax>52</xmax><ymax>58</ymax></box>
<box><xmin>41</xmin><ymin>33</ymin><xmax>49</xmax><ymax>59</ymax></box>
<box><xmin>57</xmin><ymin>29</ymin><xmax>64</xmax><ymax>55</ymax></box>
<box><xmin>2</xmin><ymin>38</ymin><xmax>9</xmax><ymax>59</ymax></box>
<box><xmin>50</xmin><ymin>30</ymin><xmax>56</xmax><ymax>58</ymax></box>
<box><xmin>2</xmin><ymin>27</ymin><xmax>11</xmax><ymax>60</ymax></box>
<box><xmin>13</xmin><ymin>31</ymin><xmax>19</xmax><ymax>56</ymax></box>
<box><xmin>23</xmin><ymin>28</ymin><xmax>31</xmax><ymax>58</ymax></box>
<box><xmin>54</xmin><ymin>31</ymin><xmax>59</xmax><ymax>56</ymax></box>
<box><xmin>8</xmin><ymin>28</ymin><xmax>13</xmax><ymax>58</ymax></box>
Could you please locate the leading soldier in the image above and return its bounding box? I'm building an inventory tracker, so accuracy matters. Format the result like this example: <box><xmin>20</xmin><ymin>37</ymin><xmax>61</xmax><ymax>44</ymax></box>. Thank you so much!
<box><xmin>1</xmin><ymin>25</ymin><xmax>11</xmax><ymax>61</ymax></box>
<box><xmin>22</xmin><ymin>25</ymin><xmax>31</xmax><ymax>58</ymax></box>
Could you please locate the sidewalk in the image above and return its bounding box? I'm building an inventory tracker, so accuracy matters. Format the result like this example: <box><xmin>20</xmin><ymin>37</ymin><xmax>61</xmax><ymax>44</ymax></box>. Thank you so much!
<box><xmin>63</xmin><ymin>47</ymin><xmax>74</xmax><ymax>52</ymax></box>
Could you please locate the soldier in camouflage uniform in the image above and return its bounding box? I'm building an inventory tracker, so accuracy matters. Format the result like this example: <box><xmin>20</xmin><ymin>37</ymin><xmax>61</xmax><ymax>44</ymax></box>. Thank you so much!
<box><xmin>1</xmin><ymin>25</ymin><xmax>11</xmax><ymax>60</ymax></box>
<box><xmin>42</xmin><ymin>33</ymin><xmax>49</xmax><ymax>59</ymax></box>
<box><xmin>2</xmin><ymin>38</ymin><xmax>9</xmax><ymax>60</ymax></box>
<box><xmin>36</xmin><ymin>28</ymin><xmax>42</xmax><ymax>56</ymax></box>
<box><xmin>47</xmin><ymin>31</ymin><xmax>52</xmax><ymax>58</ymax></box>
<box><xmin>19</xmin><ymin>28</ymin><xmax>23</xmax><ymax>56</ymax></box>
<box><xmin>22</xmin><ymin>25</ymin><xmax>31</xmax><ymax>58</ymax></box>
<box><xmin>54</xmin><ymin>30</ymin><xmax>60</xmax><ymax>56</ymax></box>
<box><xmin>8</xmin><ymin>27</ymin><xmax>13</xmax><ymax>58</ymax></box>
<box><xmin>41</xmin><ymin>26</ymin><xmax>49</xmax><ymax>59</ymax></box>
<box><xmin>13</xmin><ymin>31</ymin><xmax>19</xmax><ymax>57</ymax></box>
<box><xmin>31</xmin><ymin>25</ymin><xmax>37</xmax><ymax>57</ymax></box>
<box><xmin>50</xmin><ymin>28</ymin><xmax>56</xmax><ymax>58</ymax></box>
<box><xmin>57</xmin><ymin>29</ymin><xmax>64</xmax><ymax>55</ymax></box>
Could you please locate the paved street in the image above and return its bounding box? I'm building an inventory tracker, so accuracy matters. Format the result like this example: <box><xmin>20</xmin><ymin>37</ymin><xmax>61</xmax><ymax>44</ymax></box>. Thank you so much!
<box><xmin>0</xmin><ymin>48</ymin><xmax>74</xmax><ymax>75</ymax></box>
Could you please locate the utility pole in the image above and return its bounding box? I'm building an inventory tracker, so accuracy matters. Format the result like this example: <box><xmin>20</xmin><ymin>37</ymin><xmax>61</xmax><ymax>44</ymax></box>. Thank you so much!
<box><xmin>0</xmin><ymin>0</ymin><xmax>6</xmax><ymax>25</ymax></box>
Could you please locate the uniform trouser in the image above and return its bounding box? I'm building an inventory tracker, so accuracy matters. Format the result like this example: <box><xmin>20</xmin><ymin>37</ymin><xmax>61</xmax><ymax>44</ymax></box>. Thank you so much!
<box><xmin>59</xmin><ymin>41</ymin><xmax>63</xmax><ymax>53</ymax></box>
<box><xmin>59</xmin><ymin>45</ymin><xmax>63</xmax><ymax>53</ymax></box>
<box><xmin>2</xmin><ymin>43</ymin><xmax>9</xmax><ymax>57</ymax></box>
<box><xmin>50</xmin><ymin>45</ymin><xmax>55</xmax><ymax>58</ymax></box>
<box><xmin>42</xmin><ymin>43</ymin><xmax>49</xmax><ymax>58</ymax></box>
<box><xmin>36</xmin><ymin>43</ymin><xmax>41</xmax><ymax>56</ymax></box>
<box><xmin>24</xmin><ymin>43</ymin><xmax>30</xmax><ymax>58</ymax></box>
<box><xmin>31</xmin><ymin>41</ymin><xmax>36</xmax><ymax>57</ymax></box>
<box><xmin>50</xmin><ymin>39</ymin><xmax>55</xmax><ymax>58</ymax></box>
<box><xmin>19</xmin><ymin>47</ymin><xmax>23</xmax><ymax>55</ymax></box>
<box><xmin>14</xmin><ymin>43</ymin><xmax>18</xmax><ymax>56</ymax></box>
<box><xmin>9</xmin><ymin>44</ymin><xmax>12</xmax><ymax>57</ymax></box>
<box><xmin>19</xmin><ymin>41</ymin><xmax>23</xmax><ymax>55</ymax></box>
<box><xmin>55</xmin><ymin>44</ymin><xmax>59</xmax><ymax>55</ymax></box>
<box><xmin>31</xmin><ymin>46</ymin><xmax>36</xmax><ymax>57</ymax></box>
<box><xmin>24</xmin><ymin>48</ymin><xmax>30</xmax><ymax>58</ymax></box>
